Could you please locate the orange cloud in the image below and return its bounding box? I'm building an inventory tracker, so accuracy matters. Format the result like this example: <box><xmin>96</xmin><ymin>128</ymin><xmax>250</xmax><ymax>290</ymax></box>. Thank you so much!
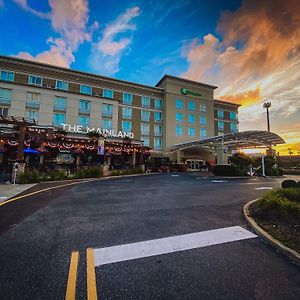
<box><xmin>219</xmin><ymin>87</ymin><xmax>261</xmax><ymax>106</ymax></box>
<box><xmin>274</xmin><ymin>142</ymin><xmax>300</xmax><ymax>156</ymax></box>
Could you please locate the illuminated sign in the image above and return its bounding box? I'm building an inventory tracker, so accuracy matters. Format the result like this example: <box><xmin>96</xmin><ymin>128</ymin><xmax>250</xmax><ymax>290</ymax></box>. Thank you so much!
<box><xmin>181</xmin><ymin>88</ymin><xmax>202</xmax><ymax>97</ymax></box>
<box><xmin>62</xmin><ymin>124</ymin><xmax>134</xmax><ymax>139</ymax></box>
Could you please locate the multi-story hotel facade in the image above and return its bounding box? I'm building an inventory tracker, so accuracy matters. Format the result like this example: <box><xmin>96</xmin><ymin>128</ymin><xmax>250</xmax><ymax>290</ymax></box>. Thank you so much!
<box><xmin>0</xmin><ymin>55</ymin><xmax>239</xmax><ymax>168</ymax></box>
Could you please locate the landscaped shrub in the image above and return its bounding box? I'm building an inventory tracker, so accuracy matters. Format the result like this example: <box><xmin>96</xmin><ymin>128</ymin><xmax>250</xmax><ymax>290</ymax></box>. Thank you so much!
<box><xmin>18</xmin><ymin>170</ymin><xmax>41</xmax><ymax>183</ymax></box>
<box><xmin>74</xmin><ymin>167</ymin><xmax>102</xmax><ymax>178</ymax></box>
<box><xmin>281</xmin><ymin>179</ymin><xmax>298</xmax><ymax>189</ymax></box>
<box><xmin>276</xmin><ymin>188</ymin><xmax>300</xmax><ymax>203</ymax></box>
<box><xmin>49</xmin><ymin>170</ymin><xmax>67</xmax><ymax>181</ymax></box>
<box><xmin>212</xmin><ymin>164</ymin><xmax>246</xmax><ymax>176</ymax></box>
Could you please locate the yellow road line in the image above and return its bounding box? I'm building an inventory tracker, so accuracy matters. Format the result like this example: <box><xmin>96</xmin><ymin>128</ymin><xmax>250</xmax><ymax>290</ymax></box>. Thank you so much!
<box><xmin>65</xmin><ymin>251</ymin><xmax>79</xmax><ymax>300</ymax></box>
<box><xmin>87</xmin><ymin>248</ymin><xmax>98</xmax><ymax>300</ymax></box>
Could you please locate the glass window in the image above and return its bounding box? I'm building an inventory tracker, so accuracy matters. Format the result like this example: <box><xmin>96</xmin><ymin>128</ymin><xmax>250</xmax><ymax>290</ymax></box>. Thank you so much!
<box><xmin>142</xmin><ymin>96</ymin><xmax>150</xmax><ymax>108</ymax></box>
<box><xmin>200</xmin><ymin>127</ymin><xmax>207</xmax><ymax>138</ymax></box>
<box><xmin>0</xmin><ymin>70</ymin><xmax>14</xmax><ymax>82</ymax></box>
<box><xmin>0</xmin><ymin>107</ymin><xmax>9</xmax><ymax>116</ymax></box>
<box><xmin>200</xmin><ymin>115</ymin><xmax>207</xmax><ymax>125</ymax></box>
<box><xmin>0</xmin><ymin>88</ymin><xmax>12</xmax><ymax>105</ymax></box>
<box><xmin>122</xmin><ymin>106</ymin><xmax>132</xmax><ymax>119</ymax></box>
<box><xmin>188</xmin><ymin>114</ymin><xmax>195</xmax><ymax>124</ymax></box>
<box><xmin>154</xmin><ymin>138</ymin><xmax>162</xmax><ymax>150</ymax></box>
<box><xmin>154</xmin><ymin>124</ymin><xmax>163</xmax><ymax>136</ymax></box>
<box><xmin>154</xmin><ymin>98</ymin><xmax>163</xmax><ymax>109</ymax></box>
<box><xmin>176</xmin><ymin>112</ymin><xmax>183</xmax><ymax>123</ymax></box>
<box><xmin>25</xmin><ymin>110</ymin><xmax>39</xmax><ymax>121</ymax></box>
<box><xmin>26</xmin><ymin>92</ymin><xmax>40</xmax><ymax>108</ymax></box>
<box><xmin>176</xmin><ymin>99</ymin><xmax>183</xmax><ymax>109</ymax></box>
<box><xmin>53</xmin><ymin>113</ymin><xmax>66</xmax><ymax>126</ymax></box>
<box><xmin>102</xmin><ymin>103</ymin><xmax>113</xmax><ymax>116</ymax></box>
<box><xmin>28</xmin><ymin>75</ymin><xmax>42</xmax><ymax>86</ymax></box>
<box><xmin>141</xmin><ymin>136</ymin><xmax>150</xmax><ymax>147</ymax></box>
<box><xmin>200</xmin><ymin>103</ymin><xmax>206</xmax><ymax>112</ymax></box>
<box><xmin>217</xmin><ymin>110</ymin><xmax>224</xmax><ymax>119</ymax></box>
<box><xmin>141</xmin><ymin>110</ymin><xmax>150</xmax><ymax>122</ymax></box>
<box><xmin>122</xmin><ymin>120</ymin><xmax>132</xmax><ymax>132</ymax></box>
<box><xmin>176</xmin><ymin>125</ymin><xmax>183</xmax><ymax>136</ymax></box>
<box><xmin>188</xmin><ymin>101</ymin><xmax>195</xmax><ymax>111</ymax></box>
<box><xmin>188</xmin><ymin>127</ymin><xmax>195</xmax><ymax>137</ymax></box>
<box><xmin>103</xmin><ymin>89</ymin><xmax>114</xmax><ymax>98</ymax></box>
<box><xmin>141</xmin><ymin>123</ymin><xmax>150</xmax><ymax>135</ymax></box>
<box><xmin>78</xmin><ymin>115</ymin><xmax>90</xmax><ymax>127</ymax></box>
<box><xmin>230</xmin><ymin>122</ymin><xmax>238</xmax><ymax>132</ymax></box>
<box><xmin>56</xmin><ymin>80</ymin><xmax>69</xmax><ymax>91</ymax></box>
<box><xmin>218</xmin><ymin>121</ymin><xmax>224</xmax><ymax>130</ymax></box>
<box><xmin>102</xmin><ymin>119</ymin><xmax>112</xmax><ymax>130</ymax></box>
<box><xmin>230</xmin><ymin>111</ymin><xmax>237</xmax><ymax>120</ymax></box>
<box><xmin>80</xmin><ymin>84</ymin><xmax>92</xmax><ymax>95</ymax></box>
<box><xmin>154</xmin><ymin>111</ymin><xmax>162</xmax><ymax>122</ymax></box>
<box><xmin>54</xmin><ymin>96</ymin><xmax>67</xmax><ymax>111</ymax></box>
<box><xmin>123</xmin><ymin>93</ymin><xmax>133</xmax><ymax>105</ymax></box>
<box><xmin>79</xmin><ymin>99</ymin><xmax>91</xmax><ymax>113</ymax></box>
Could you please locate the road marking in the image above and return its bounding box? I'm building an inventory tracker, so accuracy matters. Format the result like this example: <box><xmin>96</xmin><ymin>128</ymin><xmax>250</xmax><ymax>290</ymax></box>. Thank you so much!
<box><xmin>65</xmin><ymin>251</ymin><xmax>79</xmax><ymax>300</ymax></box>
<box><xmin>255</xmin><ymin>187</ymin><xmax>273</xmax><ymax>190</ymax></box>
<box><xmin>211</xmin><ymin>180</ymin><xmax>228</xmax><ymax>183</ymax></box>
<box><xmin>87</xmin><ymin>248</ymin><xmax>98</xmax><ymax>300</ymax></box>
<box><xmin>94</xmin><ymin>226</ymin><xmax>257</xmax><ymax>266</ymax></box>
<box><xmin>171</xmin><ymin>174</ymin><xmax>179</xmax><ymax>177</ymax></box>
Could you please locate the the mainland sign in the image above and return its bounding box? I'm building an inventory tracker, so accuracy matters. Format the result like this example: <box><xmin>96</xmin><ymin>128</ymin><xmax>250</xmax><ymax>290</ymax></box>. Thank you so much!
<box><xmin>62</xmin><ymin>124</ymin><xmax>134</xmax><ymax>139</ymax></box>
<box><xmin>181</xmin><ymin>88</ymin><xmax>202</xmax><ymax>97</ymax></box>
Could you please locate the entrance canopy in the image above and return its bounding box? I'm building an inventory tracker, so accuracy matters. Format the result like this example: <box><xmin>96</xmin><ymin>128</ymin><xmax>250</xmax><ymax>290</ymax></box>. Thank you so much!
<box><xmin>170</xmin><ymin>131</ymin><xmax>285</xmax><ymax>151</ymax></box>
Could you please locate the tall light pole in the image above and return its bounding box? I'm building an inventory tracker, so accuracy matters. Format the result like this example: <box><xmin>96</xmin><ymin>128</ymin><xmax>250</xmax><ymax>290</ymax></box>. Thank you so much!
<box><xmin>263</xmin><ymin>101</ymin><xmax>271</xmax><ymax>132</ymax></box>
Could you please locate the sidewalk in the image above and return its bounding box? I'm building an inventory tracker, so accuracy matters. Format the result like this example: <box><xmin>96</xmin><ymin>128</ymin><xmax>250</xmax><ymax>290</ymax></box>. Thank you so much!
<box><xmin>0</xmin><ymin>183</ymin><xmax>37</xmax><ymax>202</ymax></box>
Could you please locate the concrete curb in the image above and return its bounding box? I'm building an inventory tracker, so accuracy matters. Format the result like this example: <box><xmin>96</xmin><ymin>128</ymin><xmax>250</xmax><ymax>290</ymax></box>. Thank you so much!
<box><xmin>243</xmin><ymin>198</ymin><xmax>300</xmax><ymax>266</ymax></box>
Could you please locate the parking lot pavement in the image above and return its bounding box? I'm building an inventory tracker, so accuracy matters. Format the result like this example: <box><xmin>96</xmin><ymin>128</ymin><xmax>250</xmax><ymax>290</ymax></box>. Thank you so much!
<box><xmin>0</xmin><ymin>174</ymin><xmax>299</xmax><ymax>299</ymax></box>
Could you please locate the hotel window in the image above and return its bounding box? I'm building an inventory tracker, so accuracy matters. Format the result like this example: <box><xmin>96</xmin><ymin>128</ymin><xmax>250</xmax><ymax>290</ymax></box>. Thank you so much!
<box><xmin>230</xmin><ymin>111</ymin><xmax>237</xmax><ymax>120</ymax></box>
<box><xmin>142</xmin><ymin>96</ymin><xmax>150</xmax><ymax>108</ymax></box>
<box><xmin>54</xmin><ymin>96</ymin><xmax>67</xmax><ymax>111</ymax></box>
<box><xmin>141</xmin><ymin>136</ymin><xmax>150</xmax><ymax>147</ymax></box>
<box><xmin>218</xmin><ymin>121</ymin><xmax>224</xmax><ymax>130</ymax></box>
<box><xmin>0</xmin><ymin>70</ymin><xmax>14</xmax><ymax>82</ymax></box>
<box><xmin>78</xmin><ymin>115</ymin><xmax>90</xmax><ymax>127</ymax></box>
<box><xmin>0</xmin><ymin>107</ymin><xmax>9</xmax><ymax>116</ymax></box>
<box><xmin>122</xmin><ymin>107</ymin><xmax>132</xmax><ymax>119</ymax></box>
<box><xmin>230</xmin><ymin>122</ymin><xmax>238</xmax><ymax>132</ymax></box>
<box><xmin>154</xmin><ymin>138</ymin><xmax>162</xmax><ymax>150</ymax></box>
<box><xmin>200</xmin><ymin>127</ymin><xmax>207</xmax><ymax>138</ymax></box>
<box><xmin>154</xmin><ymin>124</ymin><xmax>163</xmax><ymax>136</ymax></box>
<box><xmin>102</xmin><ymin>119</ymin><xmax>112</xmax><ymax>130</ymax></box>
<box><xmin>53</xmin><ymin>113</ymin><xmax>66</xmax><ymax>126</ymax></box>
<box><xmin>154</xmin><ymin>98</ymin><xmax>163</xmax><ymax>110</ymax></box>
<box><xmin>141</xmin><ymin>123</ymin><xmax>150</xmax><ymax>135</ymax></box>
<box><xmin>123</xmin><ymin>93</ymin><xmax>133</xmax><ymax>105</ymax></box>
<box><xmin>28</xmin><ymin>75</ymin><xmax>42</xmax><ymax>86</ymax></box>
<box><xmin>176</xmin><ymin>112</ymin><xmax>183</xmax><ymax>123</ymax></box>
<box><xmin>176</xmin><ymin>125</ymin><xmax>183</xmax><ymax>136</ymax></box>
<box><xmin>102</xmin><ymin>103</ymin><xmax>113</xmax><ymax>117</ymax></box>
<box><xmin>122</xmin><ymin>120</ymin><xmax>132</xmax><ymax>132</ymax></box>
<box><xmin>103</xmin><ymin>88</ymin><xmax>114</xmax><ymax>99</ymax></box>
<box><xmin>200</xmin><ymin>115</ymin><xmax>207</xmax><ymax>125</ymax></box>
<box><xmin>188</xmin><ymin>127</ymin><xmax>195</xmax><ymax>137</ymax></box>
<box><xmin>200</xmin><ymin>103</ymin><xmax>206</xmax><ymax>112</ymax></box>
<box><xmin>188</xmin><ymin>101</ymin><xmax>195</xmax><ymax>111</ymax></box>
<box><xmin>26</xmin><ymin>92</ymin><xmax>40</xmax><ymax>109</ymax></box>
<box><xmin>56</xmin><ymin>80</ymin><xmax>69</xmax><ymax>91</ymax></box>
<box><xmin>176</xmin><ymin>99</ymin><xmax>183</xmax><ymax>109</ymax></box>
<box><xmin>25</xmin><ymin>110</ymin><xmax>39</xmax><ymax>121</ymax></box>
<box><xmin>80</xmin><ymin>84</ymin><xmax>92</xmax><ymax>95</ymax></box>
<box><xmin>79</xmin><ymin>99</ymin><xmax>91</xmax><ymax>113</ymax></box>
<box><xmin>217</xmin><ymin>110</ymin><xmax>224</xmax><ymax>119</ymax></box>
<box><xmin>188</xmin><ymin>114</ymin><xmax>195</xmax><ymax>124</ymax></box>
<box><xmin>141</xmin><ymin>110</ymin><xmax>150</xmax><ymax>122</ymax></box>
<box><xmin>0</xmin><ymin>88</ymin><xmax>12</xmax><ymax>105</ymax></box>
<box><xmin>154</xmin><ymin>111</ymin><xmax>162</xmax><ymax>122</ymax></box>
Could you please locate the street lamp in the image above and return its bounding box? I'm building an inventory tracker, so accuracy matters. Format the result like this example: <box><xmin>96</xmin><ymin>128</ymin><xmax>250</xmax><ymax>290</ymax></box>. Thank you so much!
<box><xmin>263</xmin><ymin>101</ymin><xmax>271</xmax><ymax>132</ymax></box>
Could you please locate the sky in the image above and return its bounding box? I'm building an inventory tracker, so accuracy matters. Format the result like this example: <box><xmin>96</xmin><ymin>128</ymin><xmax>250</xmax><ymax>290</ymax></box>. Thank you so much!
<box><xmin>0</xmin><ymin>0</ymin><xmax>299</xmax><ymax>155</ymax></box>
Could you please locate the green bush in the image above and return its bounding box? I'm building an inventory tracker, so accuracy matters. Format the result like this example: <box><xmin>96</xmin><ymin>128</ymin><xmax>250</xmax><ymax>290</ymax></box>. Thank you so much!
<box><xmin>18</xmin><ymin>170</ymin><xmax>41</xmax><ymax>183</ymax></box>
<box><xmin>49</xmin><ymin>170</ymin><xmax>66</xmax><ymax>181</ymax></box>
<box><xmin>276</xmin><ymin>188</ymin><xmax>300</xmax><ymax>203</ymax></box>
<box><xmin>74</xmin><ymin>167</ymin><xmax>102</xmax><ymax>178</ymax></box>
<box><xmin>212</xmin><ymin>164</ymin><xmax>246</xmax><ymax>176</ymax></box>
<box><xmin>281</xmin><ymin>179</ymin><xmax>298</xmax><ymax>189</ymax></box>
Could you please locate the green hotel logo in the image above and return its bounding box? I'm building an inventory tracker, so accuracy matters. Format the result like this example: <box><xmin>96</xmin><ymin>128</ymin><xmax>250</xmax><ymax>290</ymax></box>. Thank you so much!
<box><xmin>181</xmin><ymin>88</ymin><xmax>202</xmax><ymax>97</ymax></box>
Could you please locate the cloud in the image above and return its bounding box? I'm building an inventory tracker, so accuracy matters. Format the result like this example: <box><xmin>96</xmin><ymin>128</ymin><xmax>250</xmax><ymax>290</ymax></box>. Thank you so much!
<box><xmin>0</xmin><ymin>0</ymin><xmax>4</xmax><ymax>9</ymax></box>
<box><xmin>91</xmin><ymin>6</ymin><xmax>141</xmax><ymax>75</ymax></box>
<box><xmin>219</xmin><ymin>88</ymin><xmax>261</xmax><ymax>107</ymax></box>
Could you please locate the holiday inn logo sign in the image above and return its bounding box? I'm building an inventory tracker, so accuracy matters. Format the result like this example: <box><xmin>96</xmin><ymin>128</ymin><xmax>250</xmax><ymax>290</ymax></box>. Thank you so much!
<box><xmin>181</xmin><ymin>88</ymin><xmax>202</xmax><ymax>97</ymax></box>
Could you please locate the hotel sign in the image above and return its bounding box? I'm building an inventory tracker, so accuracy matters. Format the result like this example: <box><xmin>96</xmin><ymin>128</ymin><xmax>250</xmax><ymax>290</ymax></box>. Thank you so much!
<box><xmin>181</xmin><ymin>88</ymin><xmax>202</xmax><ymax>97</ymax></box>
<box><xmin>62</xmin><ymin>124</ymin><xmax>134</xmax><ymax>139</ymax></box>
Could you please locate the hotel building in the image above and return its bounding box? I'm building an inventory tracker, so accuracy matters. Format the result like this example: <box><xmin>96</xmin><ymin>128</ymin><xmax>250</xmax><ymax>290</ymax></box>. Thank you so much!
<box><xmin>0</xmin><ymin>55</ymin><xmax>239</xmax><ymax>168</ymax></box>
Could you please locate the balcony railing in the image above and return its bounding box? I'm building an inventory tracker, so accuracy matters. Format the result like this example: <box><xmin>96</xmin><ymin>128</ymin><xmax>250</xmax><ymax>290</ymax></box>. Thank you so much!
<box><xmin>53</xmin><ymin>104</ymin><xmax>67</xmax><ymax>112</ymax></box>
<box><xmin>25</xmin><ymin>101</ymin><xmax>40</xmax><ymax>109</ymax></box>
<box><xmin>0</xmin><ymin>98</ymin><xmax>11</xmax><ymax>106</ymax></box>
<box><xmin>102</xmin><ymin>111</ymin><xmax>112</xmax><ymax>117</ymax></box>
<box><xmin>79</xmin><ymin>107</ymin><xmax>91</xmax><ymax>114</ymax></box>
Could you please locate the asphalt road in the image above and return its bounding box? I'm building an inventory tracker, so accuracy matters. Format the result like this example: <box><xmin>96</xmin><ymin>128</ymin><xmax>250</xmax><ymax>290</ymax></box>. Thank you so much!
<box><xmin>0</xmin><ymin>174</ymin><xmax>299</xmax><ymax>300</ymax></box>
